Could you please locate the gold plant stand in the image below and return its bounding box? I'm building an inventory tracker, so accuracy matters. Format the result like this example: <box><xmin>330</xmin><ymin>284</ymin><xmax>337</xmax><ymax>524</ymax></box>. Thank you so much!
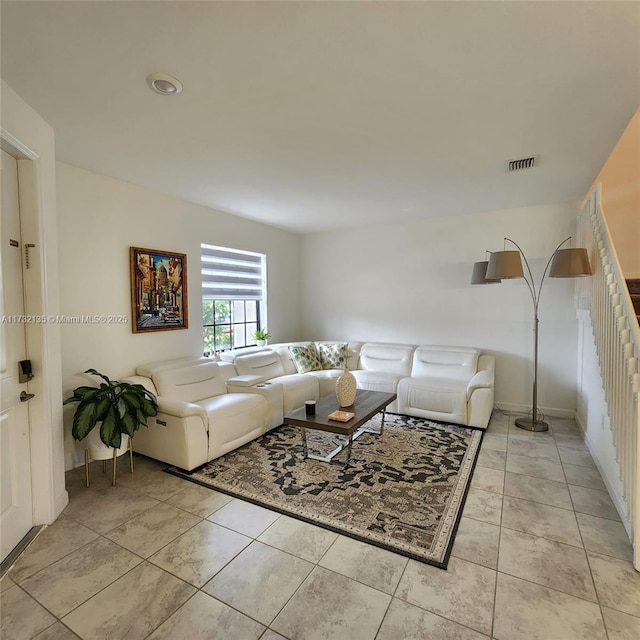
<box><xmin>84</xmin><ymin>438</ymin><xmax>134</xmax><ymax>487</ymax></box>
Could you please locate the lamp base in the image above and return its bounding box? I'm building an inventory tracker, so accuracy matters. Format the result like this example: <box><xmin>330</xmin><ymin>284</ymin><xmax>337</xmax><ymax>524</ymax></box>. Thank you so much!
<box><xmin>514</xmin><ymin>417</ymin><xmax>549</xmax><ymax>432</ymax></box>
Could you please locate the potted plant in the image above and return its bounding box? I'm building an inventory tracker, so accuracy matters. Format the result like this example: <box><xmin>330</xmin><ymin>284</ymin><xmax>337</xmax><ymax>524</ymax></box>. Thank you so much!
<box><xmin>64</xmin><ymin>369</ymin><xmax>158</xmax><ymax>485</ymax></box>
<box><xmin>253</xmin><ymin>329</ymin><xmax>271</xmax><ymax>346</ymax></box>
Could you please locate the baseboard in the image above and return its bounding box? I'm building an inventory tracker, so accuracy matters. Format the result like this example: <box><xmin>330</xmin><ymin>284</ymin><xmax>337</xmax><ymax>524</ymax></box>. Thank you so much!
<box><xmin>574</xmin><ymin>411</ymin><xmax>586</xmax><ymax>436</ymax></box>
<box><xmin>0</xmin><ymin>526</ymin><xmax>44</xmax><ymax>578</ymax></box>
<box><xmin>494</xmin><ymin>402</ymin><xmax>576</xmax><ymax>420</ymax></box>
<box><xmin>54</xmin><ymin>489</ymin><xmax>69</xmax><ymax>521</ymax></box>
<box><xmin>584</xmin><ymin>430</ymin><xmax>631</xmax><ymax>538</ymax></box>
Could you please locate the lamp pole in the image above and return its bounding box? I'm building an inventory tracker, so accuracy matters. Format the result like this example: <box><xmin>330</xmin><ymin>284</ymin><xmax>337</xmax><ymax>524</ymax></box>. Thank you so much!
<box><xmin>504</xmin><ymin>237</ymin><xmax>573</xmax><ymax>432</ymax></box>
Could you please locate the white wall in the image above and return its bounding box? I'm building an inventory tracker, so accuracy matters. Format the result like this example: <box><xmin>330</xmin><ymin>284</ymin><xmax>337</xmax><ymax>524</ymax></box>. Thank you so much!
<box><xmin>57</xmin><ymin>163</ymin><xmax>301</xmax><ymax>468</ymax></box>
<box><xmin>1</xmin><ymin>80</ymin><xmax>67</xmax><ymax>521</ymax></box>
<box><xmin>300</xmin><ymin>202</ymin><xmax>581</xmax><ymax>415</ymax></box>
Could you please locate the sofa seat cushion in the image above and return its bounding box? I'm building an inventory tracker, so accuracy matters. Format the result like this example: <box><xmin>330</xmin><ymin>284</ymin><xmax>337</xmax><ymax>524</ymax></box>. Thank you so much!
<box><xmin>352</xmin><ymin>370</ymin><xmax>401</xmax><ymax>413</ymax></box>
<box><xmin>271</xmin><ymin>374</ymin><xmax>319</xmax><ymax>414</ymax></box>
<box><xmin>306</xmin><ymin>369</ymin><xmax>343</xmax><ymax>397</ymax></box>
<box><xmin>195</xmin><ymin>393</ymin><xmax>267</xmax><ymax>455</ymax></box>
<box><xmin>352</xmin><ymin>370</ymin><xmax>404</xmax><ymax>393</ymax></box>
<box><xmin>397</xmin><ymin>376</ymin><xmax>468</xmax><ymax>424</ymax></box>
<box><xmin>196</xmin><ymin>392</ymin><xmax>264</xmax><ymax>418</ymax></box>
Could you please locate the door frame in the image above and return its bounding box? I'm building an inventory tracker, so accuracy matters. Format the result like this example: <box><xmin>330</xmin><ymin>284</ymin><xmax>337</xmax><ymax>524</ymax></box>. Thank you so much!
<box><xmin>1</xmin><ymin>81</ymin><xmax>68</xmax><ymax>527</ymax></box>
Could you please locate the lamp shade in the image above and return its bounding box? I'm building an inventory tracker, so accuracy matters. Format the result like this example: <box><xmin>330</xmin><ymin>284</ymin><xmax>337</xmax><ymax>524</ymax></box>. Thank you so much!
<box><xmin>486</xmin><ymin>250</ymin><xmax>524</xmax><ymax>280</ymax></box>
<box><xmin>471</xmin><ymin>261</ymin><xmax>502</xmax><ymax>284</ymax></box>
<box><xmin>549</xmin><ymin>247</ymin><xmax>592</xmax><ymax>277</ymax></box>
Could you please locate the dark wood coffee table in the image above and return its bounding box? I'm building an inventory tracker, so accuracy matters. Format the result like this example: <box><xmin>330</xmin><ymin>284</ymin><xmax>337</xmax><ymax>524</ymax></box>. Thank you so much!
<box><xmin>283</xmin><ymin>389</ymin><xmax>397</xmax><ymax>464</ymax></box>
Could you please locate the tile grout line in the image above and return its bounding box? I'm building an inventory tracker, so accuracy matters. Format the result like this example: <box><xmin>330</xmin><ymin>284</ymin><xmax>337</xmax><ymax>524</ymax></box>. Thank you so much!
<box><xmin>65</xmin><ymin>472</ymin><xmax>358</xmax><ymax>638</ymax></box>
<box><xmin>46</xmin><ymin>480</ymin><xmax>263</xmax><ymax>638</ymax></box>
<box><xmin>22</xmin><ymin>417</ymin><xmax>633</xmax><ymax>640</ymax></box>
<box><xmin>490</xmin><ymin>423</ymin><xmax>508</xmax><ymax>640</ymax></box>
<box><xmin>498</xmin><ymin>417</ymin><xmax>609</xmax><ymax>636</ymax></box>
<box><xmin>554</xmin><ymin>420</ymin><xmax>606</xmax><ymax>616</ymax></box>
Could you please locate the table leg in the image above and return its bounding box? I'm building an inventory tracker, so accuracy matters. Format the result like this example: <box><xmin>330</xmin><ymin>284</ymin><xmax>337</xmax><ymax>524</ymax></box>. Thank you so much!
<box><xmin>301</xmin><ymin>428</ymin><xmax>308</xmax><ymax>459</ymax></box>
<box><xmin>358</xmin><ymin>408</ymin><xmax>387</xmax><ymax>437</ymax></box>
<box><xmin>345</xmin><ymin>434</ymin><xmax>353</xmax><ymax>466</ymax></box>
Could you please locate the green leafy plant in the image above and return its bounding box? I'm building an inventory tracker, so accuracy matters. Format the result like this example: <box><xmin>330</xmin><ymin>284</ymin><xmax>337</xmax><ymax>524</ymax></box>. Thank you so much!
<box><xmin>253</xmin><ymin>329</ymin><xmax>271</xmax><ymax>341</ymax></box>
<box><xmin>64</xmin><ymin>369</ymin><xmax>158</xmax><ymax>448</ymax></box>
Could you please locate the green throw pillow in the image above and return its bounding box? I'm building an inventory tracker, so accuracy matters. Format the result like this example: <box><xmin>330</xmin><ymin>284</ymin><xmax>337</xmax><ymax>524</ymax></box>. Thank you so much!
<box><xmin>289</xmin><ymin>344</ymin><xmax>323</xmax><ymax>374</ymax></box>
<box><xmin>317</xmin><ymin>342</ymin><xmax>348</xmax><ymax>370</ymax></box>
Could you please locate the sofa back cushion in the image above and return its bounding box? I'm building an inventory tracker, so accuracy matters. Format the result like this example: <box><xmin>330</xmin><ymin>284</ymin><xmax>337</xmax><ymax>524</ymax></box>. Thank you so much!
<box><xmin>218</xmin><ymin>346</ymin><xmax>271</xmax><ymax>364</ymax></box>
<box><xmin>269</xmin><ymin>342</ymin><xmax>313</xmax><ymax>374</ymax></box>
<box><xmin>359</xmin><ymin>343</ymin><xmax>415</xmax><ymax>376</ymax></box>
<box><xmin>235</xmin><ymin>351</ymin><xmax>286</xmax><ymax>379</ymax></box>
<box><xmin>122</xmin><ymin>375</ymin><xmax>158</xmax><ymax>397</ymax></box>
<box><xmin>411</xmin><ymin>346</ymin><xmax>479</xmax><ymax>381</ymax></box>
<box><xmin>136</xmin><ymin>356</ymin><xmax>209</xmax><ymax>379</ymax></box>
<box><xmin>271</xmin><ymin>341</ymin><xmax>362</xmax><ymax>373</ymax></box>
<box><xmin>345</xmin><ymin>342</ymin><xmax>363</xmax><ymax>370</ymax></box>
<box><xmin>154</xmin><ymin>361</ymin><xmax>227</xmax><ymax>402</ymax></box>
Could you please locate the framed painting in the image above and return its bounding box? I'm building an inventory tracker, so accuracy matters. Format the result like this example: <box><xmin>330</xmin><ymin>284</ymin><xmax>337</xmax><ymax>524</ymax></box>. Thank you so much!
<box><xmin>130</xmin><ymin>247</ymin><xmax>188</xmax><ymax>333</ymax></box>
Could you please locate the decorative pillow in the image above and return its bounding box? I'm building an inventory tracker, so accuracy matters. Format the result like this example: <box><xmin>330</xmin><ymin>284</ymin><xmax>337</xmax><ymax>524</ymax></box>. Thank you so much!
<box><xmin>317</xmin><ymin>342</ymin><xmax>348</xmax><ymax>370</ymax></box>
<box><xmin>289</xmin><ymin>344</ymin><xmax>322</xmax><ymax>374</ymax></box>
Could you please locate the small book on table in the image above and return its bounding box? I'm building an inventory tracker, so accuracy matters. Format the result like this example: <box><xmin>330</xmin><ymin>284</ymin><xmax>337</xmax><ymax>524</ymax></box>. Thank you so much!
<box><xmin>328</xmin><ymin>410</ymin><xmax>355</xmax><ymax>422</ymax></box>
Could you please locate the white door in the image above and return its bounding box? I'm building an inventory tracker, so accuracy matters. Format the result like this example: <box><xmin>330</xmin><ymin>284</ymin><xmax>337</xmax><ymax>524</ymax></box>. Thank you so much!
<box><xmin>0</xmin><ymin>148</ymin><xmax>33</xmax><ymax>562</ymax></box>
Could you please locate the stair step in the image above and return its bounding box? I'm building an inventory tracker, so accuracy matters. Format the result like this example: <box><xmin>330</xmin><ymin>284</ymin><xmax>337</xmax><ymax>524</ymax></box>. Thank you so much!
<box><xmin>633</xmin><ymin>295</ymin><xmax>640</xmax><ymax>314</ymax></box>
<box><xmin>626</xmin><ymin>279</ymin><xmax>640</xmax><ymax>295</ymax></box>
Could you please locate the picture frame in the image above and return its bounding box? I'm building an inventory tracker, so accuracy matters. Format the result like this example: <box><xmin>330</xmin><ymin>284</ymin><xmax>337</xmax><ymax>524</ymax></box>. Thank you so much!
<box><xmin>130</xmin><ymin>247</ymin><xmax>188</xmax><ymax>333</ymax></box>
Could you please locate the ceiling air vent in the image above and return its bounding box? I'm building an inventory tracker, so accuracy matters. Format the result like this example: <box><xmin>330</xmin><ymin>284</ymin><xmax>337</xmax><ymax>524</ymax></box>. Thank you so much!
<box><xmin>505</xmin><ymin>156</ymin><xmax>539</xmax><ymax>172</ymax></box>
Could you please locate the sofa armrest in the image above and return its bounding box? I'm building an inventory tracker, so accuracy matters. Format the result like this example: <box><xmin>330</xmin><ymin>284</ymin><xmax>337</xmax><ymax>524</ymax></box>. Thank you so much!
<box><xmin>134</xmin><ymin>409</ymin><xmax>209</xmax><ymax>471</ymax></box>
<box><xmin>466</xmin><ymin>369</ymin><xmax>493</xmax><ymax>396</ymax></box>
<box><xmin>157</xmin><ymin>397</ymin><xmax>208</xmax><ymax>422</ymax></box>
<box><xmin>227</xmin><ymin>374</ymin><xmax>266</xmax><ymax>387</ymax></box>
<box><xmin>226</xmin><ymin>381</ymin><xmax>284</xmax><ymax>431</ymax></box>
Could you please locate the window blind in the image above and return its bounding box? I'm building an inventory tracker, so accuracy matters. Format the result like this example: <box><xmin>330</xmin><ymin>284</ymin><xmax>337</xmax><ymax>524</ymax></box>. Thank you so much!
<box><xmin>201</xmin><ymin>244</ymin><xmax>265</xmax><ymax>300</ymax></box>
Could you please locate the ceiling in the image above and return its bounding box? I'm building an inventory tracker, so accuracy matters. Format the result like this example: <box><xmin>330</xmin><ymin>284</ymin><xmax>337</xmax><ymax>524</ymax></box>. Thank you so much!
<box><xmin>2</xmin><ymin>1</ymin><xmax>639</xmax><ymax>234</ymax></box>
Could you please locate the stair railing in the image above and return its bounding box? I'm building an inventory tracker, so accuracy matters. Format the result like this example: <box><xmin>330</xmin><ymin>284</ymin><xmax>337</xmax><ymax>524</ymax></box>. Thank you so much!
<box><xmin>577</xmin><ymin>185</ymin><xmax>640</xmax><ymax>570</ymax></box>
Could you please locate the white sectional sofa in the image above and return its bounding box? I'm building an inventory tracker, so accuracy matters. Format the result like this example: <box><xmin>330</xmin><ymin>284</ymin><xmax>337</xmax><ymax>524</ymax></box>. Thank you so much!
<box><xmin>223</xmin><ymin>341</ymin><xmax>363</xmax><ymax>398</ymax></box>
<box><xmin>351</xmin><ymin>343</ymin><xmax>495</xmax><ymax>427</ymax></box>
<box><xmin>124</xmin><ymin>357</ymin><xmax>268</xmax><ymax>471</ymax></box>
<box><xmin>127</xmin><ymin>341</ymin><xmax>494</xmax><ymax>471</ymax></box>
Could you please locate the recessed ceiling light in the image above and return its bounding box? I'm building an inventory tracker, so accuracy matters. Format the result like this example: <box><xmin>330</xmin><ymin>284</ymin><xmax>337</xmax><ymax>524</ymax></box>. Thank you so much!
<box><xmin>146</xmin><ymin>72</ymin><xmax>183</xmax><ymax>96</ymax></box>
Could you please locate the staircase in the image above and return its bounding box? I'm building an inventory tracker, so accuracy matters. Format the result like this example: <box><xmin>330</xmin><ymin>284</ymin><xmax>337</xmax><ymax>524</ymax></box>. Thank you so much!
<box><xmin>628</xmin><ymin>279</ymin><xmax>640</xmax><ymax>326</ymax></box>
<box><xmin>577</xmin><ymin>186</ymin><xmax>640</xmax><ymax>571</ymax></box>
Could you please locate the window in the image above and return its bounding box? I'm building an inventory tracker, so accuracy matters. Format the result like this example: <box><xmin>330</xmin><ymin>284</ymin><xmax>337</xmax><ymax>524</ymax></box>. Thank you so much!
<box><xmin>201</xmin><ymin>244</ymin><xmax>266</xmax><ymax>355</ymax></box>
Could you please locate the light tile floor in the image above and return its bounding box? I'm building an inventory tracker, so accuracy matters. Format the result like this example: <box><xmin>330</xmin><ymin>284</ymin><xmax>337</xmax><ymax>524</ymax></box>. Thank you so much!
<box><xmin>2</xmin><ymin>410</ymin><xmax>640</xmax><ymax>639</ymax></box>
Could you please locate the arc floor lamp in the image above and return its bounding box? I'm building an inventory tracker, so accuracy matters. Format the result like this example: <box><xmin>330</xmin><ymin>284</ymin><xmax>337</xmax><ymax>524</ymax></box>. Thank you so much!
<box><xmin>471</xmin><ymin>237</ymin><xmax>592</xmax><ymax>432</ymax></box>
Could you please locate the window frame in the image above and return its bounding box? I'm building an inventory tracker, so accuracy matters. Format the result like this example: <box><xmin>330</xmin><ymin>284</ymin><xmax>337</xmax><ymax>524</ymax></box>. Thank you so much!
<box><xmin>201</xmin><ymin>244</ymin><xmax>267</xmax><ymax>355</ymax></box>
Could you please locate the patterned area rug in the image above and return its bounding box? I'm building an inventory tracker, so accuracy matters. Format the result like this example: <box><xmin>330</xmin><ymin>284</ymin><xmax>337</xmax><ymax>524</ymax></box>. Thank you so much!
<box><xmin>167</xmin><ymin>413</ymin><xmax>483</xmax><ymax>568</ymax></box>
